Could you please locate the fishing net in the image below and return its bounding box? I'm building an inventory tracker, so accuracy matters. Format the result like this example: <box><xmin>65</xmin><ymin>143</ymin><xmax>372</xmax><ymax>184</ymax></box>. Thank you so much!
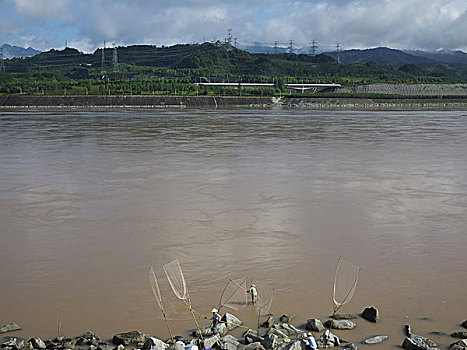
<box><xmin>219</xmin><ymin>278</ymin><xmax>248</xmax><ymax>311</ymax></box>
<box><xmin>148</xmin><ymin>266</ymin><xmax>163</xmax><ymax>310</ymax></box>
<box><xmin>256</xmin><ymin>287</ymin><xmax>274</xmax><ymax>314</ymax></box>
<box><xmin>163</xmin><ymin>259</ymin><xmax>187</xmax><ymax>301</ymax></box>
<box><xmin>332</xmin><ymin>258</ymin><xmax>361</xmax><ymax>314</ymax></box>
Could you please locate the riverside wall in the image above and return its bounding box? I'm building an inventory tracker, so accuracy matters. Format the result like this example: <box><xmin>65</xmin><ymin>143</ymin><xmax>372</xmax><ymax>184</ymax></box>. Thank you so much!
<box><xmin>0</xmin><ymin>95</ymin><xmax>273</xmax><ymax>108</ymax></box>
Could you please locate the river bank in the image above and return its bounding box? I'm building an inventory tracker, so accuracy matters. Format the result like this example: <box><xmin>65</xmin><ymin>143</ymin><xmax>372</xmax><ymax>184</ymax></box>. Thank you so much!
<box><xmin>2</xmin><ymin>311</ymin><xmax>466</xmax><ymax>350</ymax></box>
<box><xmin>1</xmin><ymin>95</ymin><xmax>467</xmax><ymax>110</ymax></box>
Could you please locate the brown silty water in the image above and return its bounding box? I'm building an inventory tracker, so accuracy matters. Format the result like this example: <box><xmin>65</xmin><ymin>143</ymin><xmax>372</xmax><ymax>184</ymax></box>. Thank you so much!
<box><xmin>0</xmin><ymin>110</ymin><xmax>466</xmax><ymax>349</ymax></box>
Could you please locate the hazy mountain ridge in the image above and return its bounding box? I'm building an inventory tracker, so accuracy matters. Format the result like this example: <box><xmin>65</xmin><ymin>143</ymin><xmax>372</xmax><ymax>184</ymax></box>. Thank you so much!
<box><xmin>1</xmin><ymin>44</ymin><xmax>41</xmax><ymax>58</ymax></box>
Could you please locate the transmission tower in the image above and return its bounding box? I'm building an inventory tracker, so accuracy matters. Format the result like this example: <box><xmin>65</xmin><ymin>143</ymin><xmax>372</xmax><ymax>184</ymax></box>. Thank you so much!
<box><xmin>112</xmin><ymin>44</ymin><xmax>118</xmax><ymax>72</ymax></box>
<box><xmin>0</xmin><ymin>46</ymin><xmax>5</xmax><ymax>73</ymax></box>
<box><xmin>273</xmin><ymin>41</ymin><xmax>279</xmax><ymax>54</ymax></box>
<box><xmin>101</xmin><ymin>41</ymin><xmax>106</xmax><ymax>73</ymax></box>
<box><xmin>233</xmin><ymin>37</ymin><xmax>238</xmax><ymax>48</ymax></box>
<box><xmin>336</xmin><ymin>43</ymin><xmax>341</xmax><ymax>64</ymax></box>
<box><xmin>288</xmin><ymin>40</ymin><xmax>294</xmax><ymax>54</ymax></box>
<box><xmin>310</xmin><ymin>40</ymin><xmax>318</xmax><ymax>56</ymax></box>
<box><xmin>226</xmin><ymin>28</ymin><xmax>233</xmax><ymax>45</ymax></box>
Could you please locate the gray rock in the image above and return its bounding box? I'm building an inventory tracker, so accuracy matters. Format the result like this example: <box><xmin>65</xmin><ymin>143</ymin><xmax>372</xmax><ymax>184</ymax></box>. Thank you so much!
<box><xmin>243</xmin><ymin>342</ymin><xmax>265</xmax><ymax>350</ymax></box>
<box><xmin>405</xmin><ymin>325</ymin><xmax>413</xmax><ymax>337</ymax></box>
<box><xmin>362</xmin><ymin>336</ymin><xmax>389</xmax><ymax>345</ymax></box>
<box><xmin>339</xmin><ymin>343</ymin><xmax>358</xmax><ymax>350</ymax></box>
<box><xmin>305</xmin><ymin>319</ymin><xmax>324</xmax><ymax>332</ymax></box>
<box><xmin>142</xmin><ymin>337</ymin><xmax>169</xmax><ymax>350</ymax></box>
<box><xmin>219</xmin><ymin>335</ymin><xmax>239</xmax><ymax>350</ymax></box>
<box><xmin>195</xmin><ymin>323</ymin><xmax>228</xmax><ymax>338</ymax></box>
<box><xmin>0</xmin><ymin>323</ymin><xmax>22</xmax><ymax>333</ymax></box>
<box><xmin>281</xmin><ymin>324</ymin><xmax>301</xmax><ymax>336</ymax></box>
<box><xmin>317</xmin><ymin>330</ymin><xmax>341</xmax><ymax>348</ymax></box>
<box><xmin>222</xmin><ymin>313</ymin><xmax>243</xmax><ymax>331</ymax></box>
<box><xmin>116</xmin><ymin>345</ymin><xmax>125</xmax><ymax>350</ymax></box>
<box><xmin>203</xmin><ymin>334</ymin><xmax>221</xmax><ymax>349</ymax></box>
<box><xmin>261</xmin><ymin>334</ymin><xmax>277</xmax><ymax>350</ymax></box>
<box><xmin>267</xmin><ymin>328</ymin><xmax>289</xmax><ymax>342</ymax></box>
<box><xmin>27</xmin><ymin>338</ymin><xmax>46</xmax><ymax>349</ymax></box>
<box><xmin>361</xmin><ymin>307</ymin><xmax>379</xmax><ymax>323</ymax></box>
<box><xmin>452</xmin><ymin>332</ymin><xmax>467</xmax><ymax>339</ymax></box>
<box><xmin>449</xmin><ymin>340</ymin><xmax>467</xmax><ymax>350</ymax></box>
<box><xmin>279</xmin><ymin>315</ymin><xmax>296</xmax><ymax>324</ymax></box>
<box><xmin>112</xmin><ymin>330</ymin><xmax>147</xmax><ymax>346</ymax></box>
<box><xmin>402</xmin><ymin>335</ymin><xmax>439</xmax><ymax>350</ymax></box>
<box><xmin>1</xmin><ymin>338</ymin><xmax>25</xmax><ymax>349</ymax></box>
<box><xmin>462</xmin><ymin>321</ymin><xmax>467</xmax><ymax>329</ymax></box>
<box><xmin>174</xmin><ymin>341</ymin><xmax>186</xmax><ymax>350</ymax></box>
<box><xmin>262</xmin><ymin>316</ymin><xmax>275</xmax><ymax>329</ymax></box>
<box><xmin>244</xmin><ymin>329</ymin><xmax>264</xmax><ymax>344</ymax></box>
<box><xmin>284</xmin><ymin>340</ymin><xmax>306</xmax><ymax>350</ymax></box>
<box><xmin>333</xmin><ymin>314</ymin><xmax>358</xmax><ymax>320</ymax></box>
<box><xmin>324</xmin><ymin>319</ymin><xmax>357</xmax><ymax>330</ymax></box>
<box><xmin>75</xmin><ymin>331</ymin><xmax>102</xmax><ymax>346</ymax></box>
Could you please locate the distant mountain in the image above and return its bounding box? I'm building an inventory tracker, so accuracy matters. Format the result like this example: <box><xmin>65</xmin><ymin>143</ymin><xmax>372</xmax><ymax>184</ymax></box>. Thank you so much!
<box><xmin>2</xmin><ymin>44</ymin><xmax>41</xmax><ymax>58</ymax></box>
<box><xmin>404</xmin><ymin>49</ymin><xmax>467</xmax><ymax>65</ymax></box>
<box><xmin>323</xmin><ymin>47</ymin><xmax>435</xmax><ymax>67</ymax></box>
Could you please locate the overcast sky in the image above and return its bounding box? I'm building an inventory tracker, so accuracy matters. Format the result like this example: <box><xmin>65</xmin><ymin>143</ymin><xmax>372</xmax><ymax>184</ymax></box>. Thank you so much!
<box><xmin>1</xmin><ymin>0</ymin><xmax>466</xmax><ymax>53</ymax></box>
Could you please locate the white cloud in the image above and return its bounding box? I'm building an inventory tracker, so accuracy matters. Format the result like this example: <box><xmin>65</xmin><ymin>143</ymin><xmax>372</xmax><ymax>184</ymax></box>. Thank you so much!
<box><xmin>1</xmin><ymin>0</ymin><xmax>466</xmax><ymax>52</ymax></box>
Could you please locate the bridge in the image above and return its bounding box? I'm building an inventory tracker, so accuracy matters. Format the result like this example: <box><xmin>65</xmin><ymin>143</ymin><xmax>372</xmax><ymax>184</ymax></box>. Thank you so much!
<box><xmin>194</xmin><ymin>82</ymin><xmax>341</xmax><ymax>93</ymax></box>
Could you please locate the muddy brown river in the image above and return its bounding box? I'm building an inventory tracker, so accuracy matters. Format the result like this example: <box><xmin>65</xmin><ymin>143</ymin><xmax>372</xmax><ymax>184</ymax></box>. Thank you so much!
<box><xmin>0</xmin><ymin>110</ymin><xmax>466</xmax><ymax>349</ymax></box>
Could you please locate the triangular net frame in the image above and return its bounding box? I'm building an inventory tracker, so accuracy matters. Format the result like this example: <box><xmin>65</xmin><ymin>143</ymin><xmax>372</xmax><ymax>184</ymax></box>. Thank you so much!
<box><xmin>219</xmin><ymin>278</ymin><xmax>248</xmax><ymax>311</ymax></box>
<box><xmin>332</xmin><ymin>258</ymin><xmax>361</xmax><ymax>316</ymax></box>
<box><xmin>148</xmin><ymin>266</ymin><xmax>174</xmax><ymax>341</ymax></box>
<box><xmin>255</xmin><ymin>287</ymin><xmax>274</xmax><ymax>334</ymax></box>
<box><xmin>163</xmin><ymin>259</ymin><xmax>188</xmax><ymax>301</ymax></box>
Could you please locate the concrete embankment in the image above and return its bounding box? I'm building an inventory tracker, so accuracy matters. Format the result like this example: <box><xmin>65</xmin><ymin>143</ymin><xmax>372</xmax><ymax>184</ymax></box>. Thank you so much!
<box><xmin>0</xmin><ymin>95</ymin><xmax>273</xmax><ymax>108</ymax></box>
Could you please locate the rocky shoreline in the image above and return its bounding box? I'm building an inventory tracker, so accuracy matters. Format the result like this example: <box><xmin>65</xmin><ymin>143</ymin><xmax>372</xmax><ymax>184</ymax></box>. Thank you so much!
<box><xmin>2</xmin><ymin>309</ymin><xmax>466</xmax><ymax>350</ymax></box>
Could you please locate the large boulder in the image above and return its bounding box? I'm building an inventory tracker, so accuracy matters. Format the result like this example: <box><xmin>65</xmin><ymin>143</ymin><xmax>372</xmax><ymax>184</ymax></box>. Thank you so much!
<box><xmin>174</xmin><ymin>340</ymin><xmax>186</xmax><ymax>350</ymax></box>
<box><xmin>339</xmin><ymin>343</ymin><xmax>358</xmax><ymax>350</ymax></box>
<box><xmin>279</xmin><ymin>314</ymin><xmax>296</xmax><ymax>324</ymax></box>
<box><xmin>219</xmin><ymin>335</ymin><xmax>239</xmax><ymax>350</ymax></box>
<box><xmin>75</xmin><ymin>331</ymin><xmax>102</xmax><ymax>346</ymax></box>
<box><xmin>244</xmin><ymin>329</ymin><xmax>264</xmax><ymax>344</ymax></box>
<box><xmin>284</xmin><ymin>339</ymin><xmax>306</xmax><ymax>350</ymax></box>
<box><xmin>449</xmin><ymin>340</ymin><xmax>467</xmax><ymax>350</ymax></box>
<box><xmin>244</xmin><ymin>342</ymin><xmax>266</xmax><ymax>350</ymax></box>
<box><xmin>261</xmin><ymin>334</ymin><xmax>277</xmax><ymax>350</ymax></box>
<box><xmin>317</xmin><ymin>330</ymin><xmax>340</xmax><ymax>348</ymax></box>
<box><xmin>402</xmin><ymin>335</ymin><xmax>439</xmax><ymax>350</ymax></box>
<box><xmin>361</xmin><ymin>307</ymin><xmax>379</xmax><ymax>323</ymax></box>
<box><xmin>262</xmin><ymin>316</ymin><xmax>275</xmax><ymax>328</ymax></box>
<box><xmin>195</xmin><ymin>323</ymin><xmax>228</xmax><ymax>337</ymax></box>
<box><xmin>452</xmin><ymin>332</ymin><xmax>467</xmax><ymax>339</ymax></box>
<box><xmin>267</xmin><ymin>327</ymin><xmax>290</xmax><ymax>342</ymax></box>
<box><xmin>324</xmin><ymin>319</ymin><xmax>356</xmax><ymax>330</ymax></box>
<box><xmin>142</xmin><ymin>337</ymin><xmax>169</xmax><ymax>350</ymax></box>
<box><xmin>27</xmin><ymin>338</ymin><xmax>46</xmax><ymax>349</ymax></box>
<box><xmin>203</xmin><ymin>334</ymin><xmax>221</xmax><ymax>349</ymax></box>
<box><xmin>222</xmin><ymin>313</ymin><xmax>243</xmax><ymax>331</ymax></box>
<box><xmin>112</xmin><ymin>330</ymin><xmax>147</xmax><ymax>346</ymax></box>
<box><xmin>0</xmin><ymin>323</ymin><xmax>21</xmax><ymax>334</ymax></box>
<box><xmin>362</xmin><ymin>336</ymin><xmax>388</xmax><ymax>345</ymax></box>
<box><xmin>462</xmin><ymin>321</ymin><xmax>467</xmax><ymax>329</ymax></box>
<box><xmin>306</xmin><ymin>319</ymin><xmax>325</xmax><ymax>332</ymax></box>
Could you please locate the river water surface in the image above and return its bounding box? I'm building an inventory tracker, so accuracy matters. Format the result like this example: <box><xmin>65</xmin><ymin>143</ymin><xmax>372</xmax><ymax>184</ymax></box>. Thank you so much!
<box><xmin>0</xmin><ymin>110</ymin><xmax>466</xmax><ymax>349</ymax></box>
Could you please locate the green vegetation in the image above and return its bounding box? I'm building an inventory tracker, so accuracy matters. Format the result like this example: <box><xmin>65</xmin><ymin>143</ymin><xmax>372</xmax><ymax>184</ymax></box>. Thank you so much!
<box><xmin>1</xmin><ymin>42</ymin><xmax>466</xmax><ymax>96</ymax></box>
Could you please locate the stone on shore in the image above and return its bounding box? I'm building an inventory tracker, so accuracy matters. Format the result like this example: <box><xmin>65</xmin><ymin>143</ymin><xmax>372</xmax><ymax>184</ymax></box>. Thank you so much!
<box><xmin>305</xmin><ymin>319</ymin><xmax>324</xmax><ymax>332</ymax></box>
<box><xmin>267</xmin><ymin>327</ymin><xmax>290</xmax><ymax>342</ymax></box>
<box><xmin>244</xmin><ymin>342</ymin><xmax>266</xmax><ymax>350</ymax></box>
<box><xmin>284</xmin><ymin>339</ymin><xmax>306</xmax><ymax>350</ymax></box>
<box><xmin>194</xmin><ymin>323</ymin><xmax>228</xmax><ymax>337</ymax></box>
<box><xmin>317</xmin><ymin>330</ymin><xmax>341</xmax><ymax>348</ymax></box>
<box><xmin>361</xmin><ymin>307</ymin><xmax>379</xmax><ymax>323</ymax></box>
<box><xmin>333</xmin><ymin>314</ymin><xmax>358</xmax><ymax>320</ymax></box>
<box><xmin>279</xmin><ymin>315</ymin><xmax>296</xmax><ymax>324</ymax></box>
<box><xmin>142</xmin><ymin>337</ymin><xmax>169</xmax><ymax>350</ymax></box>
<box><xmin>462</xmin><ymin>321</ymin><xmax>467</xmax><ymax>329</ymax></box>
<box><xmin>362</xmin><ymin>336</ymin><xmax>389</xmax><ymax>345</ymax></box>
<box><xmin>339</xmin><ymin>343</ymin><xmax>358</xmax><ymax>350</ymax></box>
<box><xmin>174</xmin><ymin>340</ymin><xmax>185</xmax><ymax>350</ymax></box>
<box><xmin>112</xmin><ymin>330</ymin><xmax>147</xmax><ymax>346</ymax></box>
<box><xmin>27</xmin><ymin>338</ymin><xmax>46</xmax><ymax>349</ymax></box>
<box><xmin>402</xmin><ymin>334</ymin><xmax>439</xmax><ymax>350</ymax></box>
<box><xmin>222</xmin><ymin>313</ymin><xmax>243</xmax><ymax>331</ymax></box>
<box><xmin>203</xmin><ymin>334</ymin><xmax>221</xmax><ymax>349</ymax></box>
<box><xmin>219</xmin><ymin>335</ymin><xmax>239</xmax><ymax>350</ymax></box>
<box><xmin>75</xmin><ymin>331</ymin><xmax>103</xmax><ymax>346</ymax></box>
<box><xmin>452</xmin><ymin>332</ymin><xmax>467</xmax><ymax>339</ymax></box>
<box><xmin>324</xmin><ymin>319</ymin><xmax>357</xmax><ymax>330</ymax></box>
<box><xmin>449</xmin><ymin>340</ymin><xmax>467</xmax><ymax>350</ymax></box>
<box><xmin>0</xmin><ymin>323</ymin><xmax>21</xmax><ymax>334</ymax></box>
<box><xmin>262</xmin><ymin>316</ymin><xmax>275</xmax><ymax>328</ymax></box>
<box><xmin>244</xmin><ymin>329</ymin><xmax>264</xmax><ymax>344</ymax></box>
<box><xmin>261</xmin><ymin>334</ymin><xmax>278</xmax><ymax>350</ymax></box>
